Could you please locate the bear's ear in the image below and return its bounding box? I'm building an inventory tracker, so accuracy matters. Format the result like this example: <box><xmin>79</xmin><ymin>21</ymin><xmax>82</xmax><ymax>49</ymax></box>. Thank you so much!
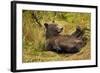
<box><xmin>44</xmin><ymin>23</ymin><xmax>48</xmax><ymax>28</ymax></box>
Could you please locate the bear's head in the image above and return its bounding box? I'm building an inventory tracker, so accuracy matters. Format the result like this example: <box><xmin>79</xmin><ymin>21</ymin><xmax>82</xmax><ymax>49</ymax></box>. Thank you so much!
<box><xmin>44</xmin><ymin>23</ymin><xmax>63</xmax><ymax>39</ymax></box>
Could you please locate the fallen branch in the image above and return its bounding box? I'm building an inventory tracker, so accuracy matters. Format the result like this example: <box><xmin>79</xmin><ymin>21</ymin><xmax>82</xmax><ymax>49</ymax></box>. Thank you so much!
<box><xmin>32</xmin><ymin>12</ymin><xmax>42</xmax><ymax>27</ymax></box>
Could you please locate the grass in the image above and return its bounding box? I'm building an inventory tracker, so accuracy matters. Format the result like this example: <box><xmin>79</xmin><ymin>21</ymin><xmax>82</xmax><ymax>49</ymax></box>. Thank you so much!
<box><xmin>22</xmin><ymin>41</ymin><xmax>90</xmax><ymax>62</ymax></box>
<box><xmin>22</xmin><ymin>10</ymin><xmax>91</xmax><ymax>63</ymax></box>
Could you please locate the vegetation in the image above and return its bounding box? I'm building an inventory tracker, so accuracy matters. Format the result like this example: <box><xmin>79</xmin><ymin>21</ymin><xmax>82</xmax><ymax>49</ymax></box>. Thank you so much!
<box><xmin>22</xmin><ymin>10</ymin><xmax>91</xmax><ymax>63</ymax></box>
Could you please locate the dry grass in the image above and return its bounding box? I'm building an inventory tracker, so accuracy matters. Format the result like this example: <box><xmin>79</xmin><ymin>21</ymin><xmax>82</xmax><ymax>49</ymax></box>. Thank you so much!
<box><xmin>23</xmin><ymin>42</ymin><xmax>91</xmax><ymax>62</ymax></box>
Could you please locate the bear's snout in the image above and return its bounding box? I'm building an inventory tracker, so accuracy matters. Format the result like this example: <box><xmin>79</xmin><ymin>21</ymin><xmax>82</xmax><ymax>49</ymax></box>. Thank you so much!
<box><xmin>57</xmin><ymin>26</ymin><xmax>63</xmax><ymax>33</ymax></box>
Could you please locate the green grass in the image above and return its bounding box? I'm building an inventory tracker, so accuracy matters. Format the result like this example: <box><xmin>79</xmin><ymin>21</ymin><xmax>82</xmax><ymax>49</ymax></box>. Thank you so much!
<box><xmin>22</xmin><ymin>10</ymin><xmax>91</xmax><ymax>63</ymax></box>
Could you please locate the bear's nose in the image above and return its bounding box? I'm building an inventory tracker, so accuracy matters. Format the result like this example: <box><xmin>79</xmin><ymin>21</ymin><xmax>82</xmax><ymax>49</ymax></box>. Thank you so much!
<box><xmin>60</xmin><ymin>27</ymin><xmax>63</xmax><ymax>30</ymax></box>
<box><xmin>59</xmin><ymin>27</ymin><xmax>63</xmax><ymax>31</ymax></box>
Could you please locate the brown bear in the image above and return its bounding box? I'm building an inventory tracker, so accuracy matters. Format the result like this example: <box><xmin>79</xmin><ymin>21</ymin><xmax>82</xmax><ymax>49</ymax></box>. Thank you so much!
<box><xmin>44</xmin><ymin>23</ymin><xmax>87</xmax><ymax>53</ymax></box>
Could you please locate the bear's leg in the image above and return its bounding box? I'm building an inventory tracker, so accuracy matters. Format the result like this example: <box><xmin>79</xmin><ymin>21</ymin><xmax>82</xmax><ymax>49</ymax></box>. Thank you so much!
<box><xmin>53</xmin><ymin>39</ymin><xmax>62</xmax><ymax>53</ymax></box>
